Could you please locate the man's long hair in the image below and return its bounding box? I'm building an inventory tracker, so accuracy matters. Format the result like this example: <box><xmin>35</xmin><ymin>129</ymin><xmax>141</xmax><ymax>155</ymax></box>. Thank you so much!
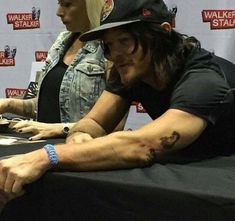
<box><xmin>121</xmin><ymin>22</ymin><xmax>201</xmax><ymax>87</ymax></box>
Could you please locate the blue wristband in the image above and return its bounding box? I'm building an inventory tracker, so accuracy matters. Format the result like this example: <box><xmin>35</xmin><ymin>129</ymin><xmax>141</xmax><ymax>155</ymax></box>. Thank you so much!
<box><xmin>44</xmin><ymin>144</ymin><xmax>58</xmax><ymax>166</ymax></box>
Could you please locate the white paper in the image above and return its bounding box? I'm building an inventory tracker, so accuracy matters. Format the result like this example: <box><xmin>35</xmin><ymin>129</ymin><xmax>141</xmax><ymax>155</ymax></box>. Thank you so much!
<box><xmin>0</xmin><ymin>135</ymin><xmax>45</xmax><ymax>146</ymax></box>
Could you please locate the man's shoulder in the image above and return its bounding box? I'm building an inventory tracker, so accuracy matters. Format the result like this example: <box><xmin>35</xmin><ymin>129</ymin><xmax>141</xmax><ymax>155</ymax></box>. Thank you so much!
<box><xmin>211</xmin><ymin>55</ymin><xmax>235</xmax><ymax>88</ymax></box>
<box><xmin>184</xmin><ymin>48</ymin><xmax>215</xmax><ymax>71</ymax></box>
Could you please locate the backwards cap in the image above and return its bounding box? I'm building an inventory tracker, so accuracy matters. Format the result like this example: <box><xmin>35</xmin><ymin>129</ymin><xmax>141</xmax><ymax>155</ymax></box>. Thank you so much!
<box><xmin>80</xmin><ymin>0</ymin><xmax>174</xmax><ymax>41</ymax></box>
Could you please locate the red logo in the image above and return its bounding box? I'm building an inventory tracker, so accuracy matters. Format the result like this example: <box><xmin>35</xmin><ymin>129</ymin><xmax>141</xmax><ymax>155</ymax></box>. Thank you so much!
<box><xmin>0</xmin><ymin>45</ymin><xmax>16</xmax><ymax>66</ymax></box>
<box><xmin>6</xmin><ymin>7</ymin><xmax>40</xmax><ymax>30</ymax></box>
<box><xmin>35</xmin><ymin>51</ymin><xmax>48</xmax><ymax>61</ymax></box>
<box><xmin>101</xmin><ymin>0</ymin><xmax>114</xmax><ymax>22</ymax></box>
<box><xmin>202</xmin><ymin>10</ymin><xmax>235</xmax><ymax>29</ymax></box>
<box><xmin>132</xmin><ymin>102</ymin><xmax>146</xmax><ymax>113</ymax></box>
<box><xmin>5</xmin><ymin>88</ymin><xmax>26</xmax><ymax>98</ymax></box>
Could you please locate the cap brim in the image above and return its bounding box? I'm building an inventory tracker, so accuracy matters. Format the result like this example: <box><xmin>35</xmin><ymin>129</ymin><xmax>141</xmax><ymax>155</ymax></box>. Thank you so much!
<box><xmin>80</xmin><ymin>19</ymin><xmax>140</xmax><ymax>42</ymax></box>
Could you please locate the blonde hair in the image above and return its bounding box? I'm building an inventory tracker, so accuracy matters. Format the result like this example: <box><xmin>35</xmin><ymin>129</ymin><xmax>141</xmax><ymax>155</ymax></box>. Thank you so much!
<box><xmin>85</xmin><ymin>0</ymin><xmax>105</xmax><ymax>29</ymax></box>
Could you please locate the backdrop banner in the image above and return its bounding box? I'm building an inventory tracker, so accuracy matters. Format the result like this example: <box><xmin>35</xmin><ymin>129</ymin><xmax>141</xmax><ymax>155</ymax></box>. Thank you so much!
<box><xmin>0</xmin><ymin>0</ymin><xmax>64</xmax><ymax>98</ymax></box>
<box><xmin>0</xmin><ymin>1</ymin><xmax>234</xmax><ymax>129</ymax></box>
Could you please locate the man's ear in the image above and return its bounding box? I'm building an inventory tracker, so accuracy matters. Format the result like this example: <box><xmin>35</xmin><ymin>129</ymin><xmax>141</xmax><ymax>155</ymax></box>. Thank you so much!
<box><xmin>160</xmin><ymin>22</ymin><xmax>172</xmax><ymax>32</ymax></box>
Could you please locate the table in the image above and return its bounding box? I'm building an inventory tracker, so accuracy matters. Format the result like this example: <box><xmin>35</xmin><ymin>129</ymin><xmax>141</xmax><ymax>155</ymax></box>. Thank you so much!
<box><xmin>0</xmin><ymin>132</ymin><xmax>234</xmax><ymax>221</ymax></box>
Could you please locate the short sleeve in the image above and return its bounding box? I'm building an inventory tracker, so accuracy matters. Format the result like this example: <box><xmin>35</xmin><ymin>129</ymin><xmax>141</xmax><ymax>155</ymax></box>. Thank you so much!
<box><xmin>170</xmin><ymin>68</ymin><xmax>233</xmax><ymax>124</ymax></box>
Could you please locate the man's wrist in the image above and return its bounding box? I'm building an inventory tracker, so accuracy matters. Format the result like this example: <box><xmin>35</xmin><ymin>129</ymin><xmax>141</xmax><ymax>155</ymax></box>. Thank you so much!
<box><xmin>43</xmin><ymin>144</ymin><xmax>58</xmax><ymax>166</ymax></box>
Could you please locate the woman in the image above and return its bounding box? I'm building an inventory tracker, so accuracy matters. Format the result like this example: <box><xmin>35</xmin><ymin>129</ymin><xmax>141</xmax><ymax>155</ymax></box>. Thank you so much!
<box><xmin>0</xmin><ymin>0</ymin><xmax>106</xmax><ymax>141</ymax></box>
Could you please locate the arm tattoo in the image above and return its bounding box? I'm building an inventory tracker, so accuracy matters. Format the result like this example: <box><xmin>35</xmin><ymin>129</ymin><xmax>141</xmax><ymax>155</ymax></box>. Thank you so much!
<box><xmin>146</xmin><ymin>131</ymin><xmax>181</xmax><ymax>164</ymax></box>
<box><xmin>23</xmin><ymin>100</ymin><xmax>36</xmax><ymax>118</ymax></box>
<box><xmin>147</xmin><ymin>148</ymin><xmax>159</xmax><ymax>164</ymax></box>
<box><xmin>160</xmin><ymin>131</ymin><xmax>180</xmax><ymax>150</ymax></box>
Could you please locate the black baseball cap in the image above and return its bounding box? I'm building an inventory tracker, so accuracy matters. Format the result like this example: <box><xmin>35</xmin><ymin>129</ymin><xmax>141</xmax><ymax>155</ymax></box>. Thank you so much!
<box><xmin>80</xmin><ymin>0</ymin><xmax>174</xmax><ymax>42</ymax></box>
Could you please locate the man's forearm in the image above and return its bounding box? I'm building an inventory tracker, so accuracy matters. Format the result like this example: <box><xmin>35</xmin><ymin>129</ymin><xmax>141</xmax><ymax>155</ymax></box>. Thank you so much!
<box><xmin>7</xmin><ymin>98</ymin><xmax>36</xmax><ymax>118</ymax></box>
<box><xmin>56</xmin><ymin>130</ymin><xmax>150</xmax><ymax>171</ymax></box>
<box><xmin>68</xmin><ymin>118</ymin><xmax>107</xmax><ymax>138</ymax></box>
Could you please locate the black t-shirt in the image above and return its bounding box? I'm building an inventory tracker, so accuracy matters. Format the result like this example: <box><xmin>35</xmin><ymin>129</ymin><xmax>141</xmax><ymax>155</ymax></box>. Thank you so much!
<box><xmin>106</xmin><ymin>48</ymin><xmax>235</xmax><ymax>161</ymax></box>
<box><xmin>37</xmin><ymin>60</ymin><xmax>68</xmax><ymax>123</ymax></box>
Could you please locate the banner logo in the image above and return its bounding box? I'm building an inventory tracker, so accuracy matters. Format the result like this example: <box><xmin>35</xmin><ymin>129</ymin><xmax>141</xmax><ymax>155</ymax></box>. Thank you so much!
<box><xmin>131</xmin><ymin>102</ymin><xmax>146</xmax><ymax>113</ymax></box>
<box><xmin>202</xmin><ymin>10</ymin><xmax>235</xmax><ymax>29</ymax></box>
<box><xmin>5</xmin><ymin>88</ymin><xmax>26</xmax><ymax>98</ymax></box>
<box><xmin>6</xmin><ymin>7</ymin><xmax>41</xmax><ymax>30</ymax></box>
<box><xmin>136</xmin><ymin>102</ymin><xmax>146</xmax><ymax>113</ymax></box>
<box><xmin>0</xmin><ymin>45</ymin><xmax>17</xmax><ymax>66</ymax></box>
<box><xmin>35</xmin><ymin>51</ymin><xmax>48</xmax><ymax>61</ymax></box>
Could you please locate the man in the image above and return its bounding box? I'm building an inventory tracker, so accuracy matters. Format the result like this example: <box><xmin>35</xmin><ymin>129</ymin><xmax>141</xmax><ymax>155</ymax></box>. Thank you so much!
<box><xmin>0</xmin><ymin>0</ymin><xmax>235</xmax><ymax>202</ymax></box>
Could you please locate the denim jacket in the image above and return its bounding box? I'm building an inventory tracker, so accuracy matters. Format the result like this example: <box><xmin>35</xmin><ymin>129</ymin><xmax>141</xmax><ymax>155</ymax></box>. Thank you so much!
<box><xmin>37</xmin><ymin>31</ymin><xmax>106</xmax><ymax>122</ymax></box>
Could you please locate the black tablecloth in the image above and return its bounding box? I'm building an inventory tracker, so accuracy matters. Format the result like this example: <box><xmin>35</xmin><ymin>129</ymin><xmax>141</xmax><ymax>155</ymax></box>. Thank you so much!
<box><xmin>0</xmin><ymin>132</ymin><xmax>234</xmax><ymax>221</ymax></box>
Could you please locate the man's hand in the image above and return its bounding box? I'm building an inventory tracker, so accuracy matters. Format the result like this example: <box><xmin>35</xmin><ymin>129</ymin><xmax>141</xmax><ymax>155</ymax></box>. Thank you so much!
<box><xmin>13</xmin><ymin>120</ymin><xmax>65</xmax><ymax>140</ymax></box>
<box><xmin>0</xmin><ymin>150</ymin><xmax>50</xmax><ymax>196</ymax></box>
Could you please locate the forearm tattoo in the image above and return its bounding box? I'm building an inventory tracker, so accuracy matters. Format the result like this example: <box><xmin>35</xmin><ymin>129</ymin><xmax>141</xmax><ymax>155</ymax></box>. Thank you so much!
<box><xmin>160</xmin><ymin>131</ymin><xmax>180</xmax><ymax>150</ymax></box>
<box><xmin>23</xmin><ymin>100</ymin><xmax>36</xmax><ymax>118</ymax></box>
<box><xmin>7</xmin><ymin>99</ymin><xmax>36</xmax><ymax>118</ymax></box>
<box><xmin>146</xmin><ymin>131</ymin><xmax>181</xmax><ymax>164</ymax></box>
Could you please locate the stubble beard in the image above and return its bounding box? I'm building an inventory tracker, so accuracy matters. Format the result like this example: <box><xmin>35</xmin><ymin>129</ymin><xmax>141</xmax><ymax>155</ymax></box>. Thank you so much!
<box><xmin>120</xmin><ymin>72</ymin><xmax>142</xmax><ymax>89</ymax></box>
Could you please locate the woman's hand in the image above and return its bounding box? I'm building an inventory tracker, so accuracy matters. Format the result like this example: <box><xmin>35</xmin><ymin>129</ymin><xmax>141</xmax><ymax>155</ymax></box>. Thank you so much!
<box><xmin>13</xmin><ymin>120</ymin><xmax>64</xmax><ymax>140</ymax></box>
